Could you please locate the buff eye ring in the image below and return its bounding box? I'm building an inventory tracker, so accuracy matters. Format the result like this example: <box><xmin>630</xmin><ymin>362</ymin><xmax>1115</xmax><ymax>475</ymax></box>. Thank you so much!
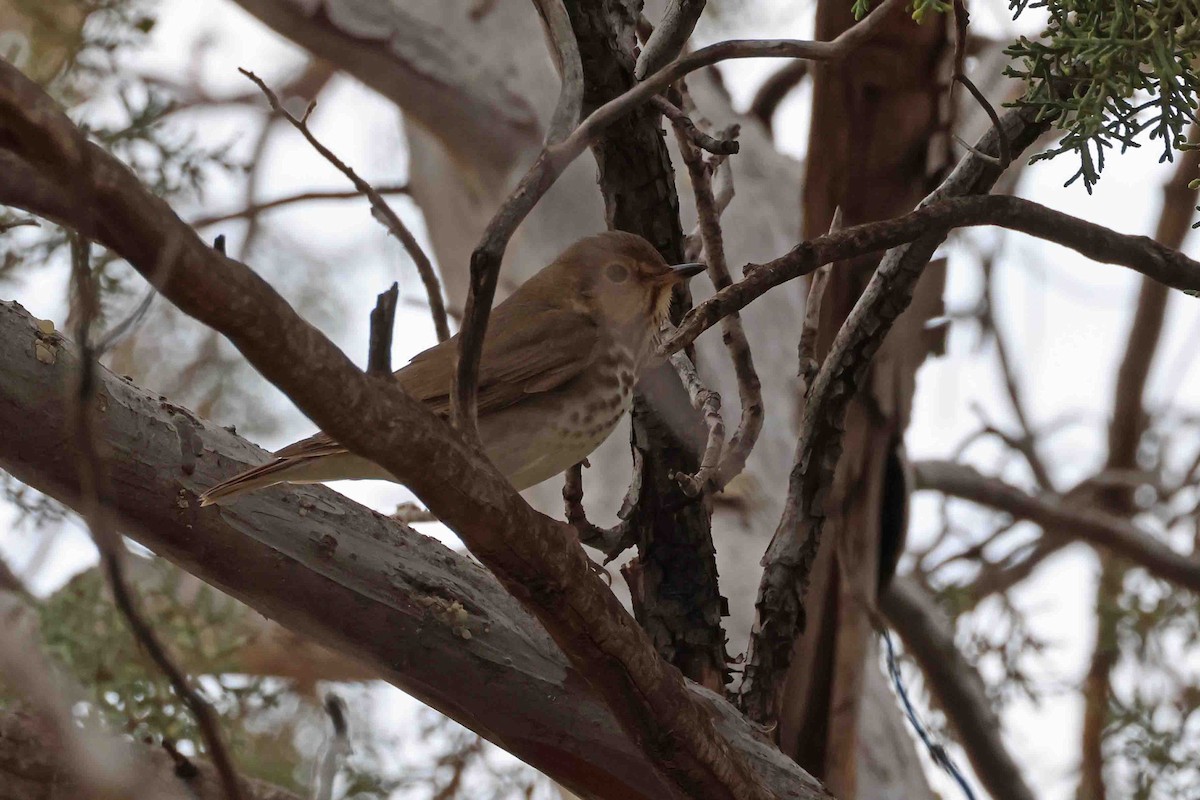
<box><xmin>605</xmin><ymin>263</ymin><xmax>630</xmax><ymax>283</ymax></box>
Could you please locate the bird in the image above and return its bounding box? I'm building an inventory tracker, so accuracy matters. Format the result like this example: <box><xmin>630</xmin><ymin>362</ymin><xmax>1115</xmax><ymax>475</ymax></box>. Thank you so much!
<box><xmin>199</xmin><ymin>231</ymin><xmax>705</xmax><ymax>506</ymax></box>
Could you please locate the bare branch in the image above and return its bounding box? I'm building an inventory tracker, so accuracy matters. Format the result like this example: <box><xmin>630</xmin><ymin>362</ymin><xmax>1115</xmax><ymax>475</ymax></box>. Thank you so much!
<box><xmin>190</xmin><ymin>184</ymin><xmax>411</xmax><ymax>228</ymax></box>
<box><xmin>660</xmin><ymin>192</ymin><xmax>1200</xmax><ymax>357</ymax></box>
<box><xmin>913</xmin><ymin>460</ymin><xmax>1200</xmax><ymax>592</ymax></box>
<box><xmin>368</xmin><ymin>282</ymin><xmax>400</xmax><ymax>375</ymax></box>
<box><xmin>652</xmin><ymin>95</ymin><xmax>740</xmax><ymax>156</ymax></box>
<box><xmin>635</xmin><ymin>0</ymin><xmax>706</xmax><ymax>79</ymax></box>
<box><xmin>882</xmin><ymin>576</ymin><xmax>1038</xmax><ymax>800</ymax></box>
<box><xmin>684</xmin><ymin>157</ymin><xmax>734</xmax><ymax>261</ymax></box>
<box><xmin>669</xmin><ymin>352</ymin><xmax>725</xmax><ymax>496</ymax></box>
<box><xmin>239</xmin><ymin>69</ymin><xmax>450</xmax><ymax>343</ymax></box>
<box><xmin>531</xmin><ymin>0</ymin><xmax>584</xmax><ymax>145</ymax></box>
<box><xmin>667</xmin><ymin>110</ymin><xmax>761</xmax><ymax>491</ymax></box>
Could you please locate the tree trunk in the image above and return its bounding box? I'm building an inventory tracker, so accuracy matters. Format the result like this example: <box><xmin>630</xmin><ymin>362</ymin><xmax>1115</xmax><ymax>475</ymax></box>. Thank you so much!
<box><xmin>779</xmin><ymin>2</ymin><xmax>950</xmax><ymax>797</ymax></box>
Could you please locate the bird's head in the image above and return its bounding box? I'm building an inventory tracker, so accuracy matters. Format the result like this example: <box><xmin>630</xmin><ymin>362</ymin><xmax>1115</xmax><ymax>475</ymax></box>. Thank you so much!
<box><xmin>542</xmin><ymin>231</ymin><xmax>704</xmax><ymax>334</ymax></box>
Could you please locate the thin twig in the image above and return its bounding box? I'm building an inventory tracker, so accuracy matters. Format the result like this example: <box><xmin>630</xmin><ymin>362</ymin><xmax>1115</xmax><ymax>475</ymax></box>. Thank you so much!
<box><xmin>190</xmin><ymin>185</ymin><xmax>410</xmax><ymax>228</ymax></box>
<box><xmin>653</xmin><ymin>96</ymin><xmax>740</xmax><ymax>155</ymax></box>
<box><xmin>239</xmin><ymin>69</ymin><xmax>450</xmax><ymax>343</ymax></box>
<box><xmin>797</xmin><ymin>207</ymin><xmax>841</xmax><ymax>395</ymax></box>
<box><xmin>668</xmin><ymin>109</ymin><xmax>760</xmax><ymax>491</ymax></box>
<box><xmin>976</xmin><ymin>254</ymin><xmax>1053</xmax><ymax>489</ymax></box>
<box><xmin>669</xmin><ymin>352</ymin><xmax>724</xmax><ymax>496</ymax></box>
<box><xmin>953</xmin><ymin>76</ymin><xmax>1009</xmax><ymax>171</ymax></box>
<box><xmin>563</xmin><ymin>462</ymin><xmax>632</xmax><ymax>562</ymax></box>
<box><xmin>368</xmin><ymin>282</ymin><xmax>399</xmax><ymax>376</ymax></box>
<box><xmin>68</xmin><ymin>234</ymin><xmax>245</xmax><ymax>800</ymax></box>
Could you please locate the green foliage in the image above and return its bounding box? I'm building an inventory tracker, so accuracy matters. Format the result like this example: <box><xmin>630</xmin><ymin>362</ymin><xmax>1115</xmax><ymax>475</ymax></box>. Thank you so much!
<box><xmin>852</xmin><ymin>2</ymin><xmax>1200</xmax><ymax>196</ymax></box>
<box><xmin>0</xmin><ymin>0</ymin><xmax>240</xmax><ymax>303</ymax></box>
<box><xmin>1004</xmin><ymin>1</ymin><xmax>1200</xmax><ymax>193</ymax></box>
<box><xmin>34</xmin><ymin>559</ymin><xmax>255</xmax><ymax>746</ymax></box>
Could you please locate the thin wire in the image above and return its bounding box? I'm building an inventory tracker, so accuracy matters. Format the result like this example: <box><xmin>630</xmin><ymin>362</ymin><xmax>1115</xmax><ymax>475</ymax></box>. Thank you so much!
<box><xmin>882</xmin><ymin>628</ymin><xmax>979</xmax><ymax>800</ymax></box>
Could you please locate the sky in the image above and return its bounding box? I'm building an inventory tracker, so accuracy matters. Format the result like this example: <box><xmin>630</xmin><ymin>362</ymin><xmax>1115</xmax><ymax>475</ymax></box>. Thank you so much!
<box><xmin>2</xmin><ymin>2</ymin><xmax>1200</xmax><ymax>799</ymax></box>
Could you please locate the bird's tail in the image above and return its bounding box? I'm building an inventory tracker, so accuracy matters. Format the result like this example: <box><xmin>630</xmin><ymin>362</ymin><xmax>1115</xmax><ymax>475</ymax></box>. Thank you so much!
<box><xmin>198</xmin><ymin>458</ymin><xmax>310</xmax><ymax>506</ymax></box>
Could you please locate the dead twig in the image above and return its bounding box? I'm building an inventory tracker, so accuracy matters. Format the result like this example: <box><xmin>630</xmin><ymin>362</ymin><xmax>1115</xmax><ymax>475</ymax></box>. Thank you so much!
<box><xmin>653</xmin><ymin>96</ymin><xmax>740</xmax><ymax>155</ymax></box>
<box><xmin>563</xmin><ymin>462</ymin><xmax>633</xmax><ymax>562</ymax></box>
<box><xmin>668</xmin><ymin>110</ymin><xmax>761</xmax><ymax>492</ymax></box>
<box><xmin>190</xmin><ymin>185</ymin><xmax>410</xmax><ymax>229</ymax></box>
<box><xmin>368</xmin><ymin>282</ymin><xmax>400</xmax><ymax>376</ymax></box>
<box><xmin>669</xmin><ymin>352</ymin><xmax>724</xmax><ymax>496</ymax></box>
<box><xmin>239</xmin><ymin>69</ymin><xmax>450</xmax><ymax>343</ymax></box>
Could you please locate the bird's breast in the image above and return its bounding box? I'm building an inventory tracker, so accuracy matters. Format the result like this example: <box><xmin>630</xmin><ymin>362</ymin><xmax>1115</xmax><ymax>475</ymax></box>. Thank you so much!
<box><xmin>480</xmin><ymin>343</ymin><xmax>638</xmax><ymax>491</ymax></box>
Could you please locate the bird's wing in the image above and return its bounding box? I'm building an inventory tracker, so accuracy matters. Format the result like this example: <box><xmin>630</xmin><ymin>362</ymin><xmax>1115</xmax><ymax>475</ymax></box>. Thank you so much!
<box><xmin>272</xmin><ymin>305</ymin><xmax>600</xmax><ymax>460</ymax></box>
<box><xmin>399</xmin><ymin>304</ymin><xmax>601</xmax><ymax>416</ymax></box>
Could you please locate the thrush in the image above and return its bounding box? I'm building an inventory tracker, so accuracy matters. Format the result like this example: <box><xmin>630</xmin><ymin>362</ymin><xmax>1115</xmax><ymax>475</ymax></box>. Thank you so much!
<box><xmin>199</xmin><ymin>231</ymin><xmax>704</xmax><ymax>506</ymax></box>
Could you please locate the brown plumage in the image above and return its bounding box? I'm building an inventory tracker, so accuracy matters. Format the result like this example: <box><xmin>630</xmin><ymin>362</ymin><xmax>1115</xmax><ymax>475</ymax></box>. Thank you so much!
<box><xmin>199</xmin><ymin>231</ymin><xmax>704</xmax><ymax>506</ymax></box>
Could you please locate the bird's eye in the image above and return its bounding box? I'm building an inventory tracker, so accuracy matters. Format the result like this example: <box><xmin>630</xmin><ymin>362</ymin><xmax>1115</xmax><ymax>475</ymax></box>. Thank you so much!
<box><xmin>605</xmin><ymin>263</ymin><xmax>630</xmax><ymax>283</ymax></box>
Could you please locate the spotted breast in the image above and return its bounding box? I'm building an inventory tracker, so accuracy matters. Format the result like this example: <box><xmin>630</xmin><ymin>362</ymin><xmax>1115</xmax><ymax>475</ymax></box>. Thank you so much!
<box><xmin>478</xmin><ymin>341</ymin><xmax>639</xmax><ymax>492</ymax></box>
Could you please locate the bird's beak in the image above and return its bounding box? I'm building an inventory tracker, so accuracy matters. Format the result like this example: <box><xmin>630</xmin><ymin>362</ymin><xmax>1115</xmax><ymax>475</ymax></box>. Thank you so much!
<box><xmin>667</xmin><ymin>262</ymin><xmax>706</xmax><ymax>283</ymax></box>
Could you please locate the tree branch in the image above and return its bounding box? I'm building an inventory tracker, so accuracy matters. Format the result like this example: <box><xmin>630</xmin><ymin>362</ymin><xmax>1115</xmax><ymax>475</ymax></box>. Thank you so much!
<box><xmin>661</xmin><ymin>192</ymin><xmax>1200</xmax><ymax>358</ymax></box>
<box><xmin>668</xmin><ymin>112</ymin><xmax>761</xmax><ymax>492</ymax></box>
<box><xmin>190</xmin><ymin>184</ymin><xmax>411</xmax><ymax>228</ymax></box>
<box><xmin>531</xmin><ymin>0</ymin><xmax>584</xmax><ymax>145</ymax></box>
<box><xmin>635</xmin><ymin>0</ymin><xmax>706</xmax><ymax>79</ymax></box>
<box><xmin>912</xmin><ymin>460</ymin><xmax>1200</xmax><ymax>592</ymax></box>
